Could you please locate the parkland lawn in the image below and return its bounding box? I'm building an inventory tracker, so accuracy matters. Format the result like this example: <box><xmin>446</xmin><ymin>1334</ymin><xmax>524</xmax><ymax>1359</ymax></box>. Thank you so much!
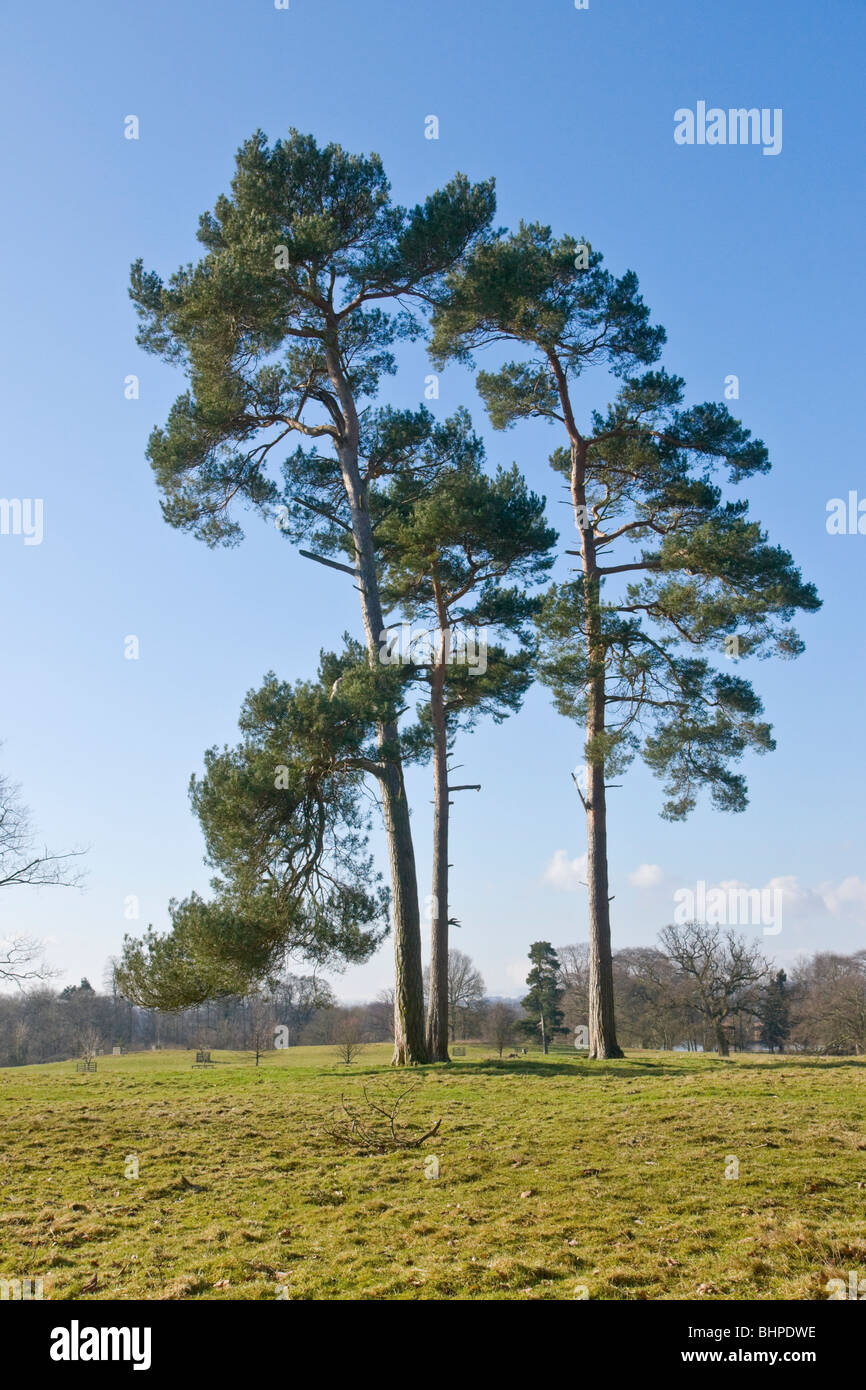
<box><xmin>1</xmin><ymin>1047</ymin><xmax>864</xmax><ymax>1300</ymax></box>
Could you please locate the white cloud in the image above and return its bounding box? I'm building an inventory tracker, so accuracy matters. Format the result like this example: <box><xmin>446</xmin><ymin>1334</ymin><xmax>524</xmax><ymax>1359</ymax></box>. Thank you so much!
<box><xmin>543</xmin><ymin>849</ymin><xmax>588</xmax><ymax>892</ymax></box>
<box><xmin>821</xmin><ymin>875</ymin><xmax>866</xmax><ymax>921</ymax></box>
<box><xmin>746</xmin><ymin>874</ymin><xmax>866</xmax><ymax>924</ymax></box>
<box><xmin>629</xmin><ymin>862</ymin><xmax>664</xmax><ymax>888</ymax></box>
<box><xmin>667</xmin><ymin>874</ymin><xmax>866</xmax><ymax>930</ymax></box>
<box><xmin>765</xmin><ymin>875</ymin><xmax>825</xmax><ymax>919</ymax></box>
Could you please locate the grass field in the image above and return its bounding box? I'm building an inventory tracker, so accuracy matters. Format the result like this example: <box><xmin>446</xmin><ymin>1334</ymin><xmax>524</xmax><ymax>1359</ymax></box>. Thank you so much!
<box><xmin>1</xmin><ymin>1046</ymin><xmax>864</xmax><ymax>1300</ymax></box>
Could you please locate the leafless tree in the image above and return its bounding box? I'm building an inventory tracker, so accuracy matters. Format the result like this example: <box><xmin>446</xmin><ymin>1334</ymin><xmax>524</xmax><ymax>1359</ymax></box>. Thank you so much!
<box><xmin>333</xmin><ymin>1011</ymin><xmax>365</xmax><ymax>1064</ymax></box>
<box><xmin>247</xmin><ymin>995</ymin><xmax>276</xmax><ymax>1066</ymax></box>
<box><xmin>0</xmin><ymin>771</ymin><xmax>85</xmax><ymax>892</ymax></box>
<box><xmin>0</xmin><ymin>934</ymin><xmax>57</xmax><ymax>989</ymax></box>
<box><xmin>614</xmin><ymin>946</ymin><xmax>694</xmax><ymax>1050</ymax></box>
<box><xmin>558</xmin><ymin>942</ymin><xmax>590</xmax><ymax>1032</ymax></box>
<box><xmin>445</xmin><ymin>950</ymin><xmax>485</xmax><ymax>1041</ymax></box>
<box><xmin>789</xmin><ymin>952</ymin><xmax>866</xmax><ymax>1055</ymax></box>
<box><xmin>271</xmin><ymin>973</ymin><xmax>334</xmax><ymax>1047</ymax></box>
<box><xmin>366</xmin><ymin>987</ymin><xmax>396</xmax><ymax>1041</ymax></box>
<box><xmin>76</xmin><ymin>1024</ymin><xmax>102</xmax><ymax>1065</ymax></box>
<box><xmin>12</xmin><ymin>1017</ymin><xmax>29</xmax><ymax>1064</ymax></box>
<box><xmin>660</xmin><ymin>922</ymin><xmax>768</xmax><ymax>1056</ymax></box>
<box><xmin>484</xmin><ymin>1000</ymin><xmax>520</xmax><ymax>1057</ymax></box>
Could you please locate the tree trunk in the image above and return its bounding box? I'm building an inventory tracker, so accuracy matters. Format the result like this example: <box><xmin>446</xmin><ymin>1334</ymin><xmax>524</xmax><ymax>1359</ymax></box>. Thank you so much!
<box><xmin>381</xmin><ymin>756</ymin><xmax>427</xmax><ymax>1064</ymax></box>
<box><xmin>326</xmin><ymin>342</ymin><xmax>427</xmax><ymax>1065</ymax></box>
<box><xmin>585</xmin><ymin>748</ymin><xmax>622</xmax><ymax>1058</ymax></box>
<box><xmin>715</xmin><ymin>1022</ymin><xmax>730</xmax><ymax>1056</ymax></box>
<box><xmin>426</xmin><ymin>626</ymin><xmax>451</xmax><ymax>1061</ymax></box>
<box><xmin>572</xmin><ymin>438</ymin><xmax>624</xmax><ymax>1061</ymax></box>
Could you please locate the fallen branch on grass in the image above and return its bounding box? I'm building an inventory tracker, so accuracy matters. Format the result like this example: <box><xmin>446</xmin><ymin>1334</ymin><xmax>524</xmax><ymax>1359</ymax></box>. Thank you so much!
<box><xmin>321</xmin><ymin>1083</ymin><xmax>442</xmax><ymax>1153</ymax></box>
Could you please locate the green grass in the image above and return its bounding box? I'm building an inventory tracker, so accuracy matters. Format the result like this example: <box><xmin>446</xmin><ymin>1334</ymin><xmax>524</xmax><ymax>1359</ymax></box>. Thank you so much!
<box><xmin>1</xmin><ymin>1045</ymin><xmax>864</xmax><ymax>1300</ymax></box>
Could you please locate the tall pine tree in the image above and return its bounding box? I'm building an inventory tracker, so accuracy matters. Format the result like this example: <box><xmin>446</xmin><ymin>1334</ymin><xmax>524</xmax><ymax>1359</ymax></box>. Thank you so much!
<box><xmin>375</xmin><ymin>444</ymin><xmax>556</xmax><ymax>1058</ymax></box>
<box><xmin>129</xmin><ymin>130</ymin><xmax>495</xmax><ymax>1063</ymax></box>
<box><xmin>431</xmin><ymin>225</ymin><xmax>820</xmax><ymax>1058</ymax></box>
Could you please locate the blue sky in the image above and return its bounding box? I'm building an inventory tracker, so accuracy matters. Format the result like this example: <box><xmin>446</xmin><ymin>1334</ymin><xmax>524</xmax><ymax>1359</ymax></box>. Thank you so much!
<box><xmin>1</xmin><ymin>0</ymin><xmax>863</xmax><ymax>1000</ymax></box>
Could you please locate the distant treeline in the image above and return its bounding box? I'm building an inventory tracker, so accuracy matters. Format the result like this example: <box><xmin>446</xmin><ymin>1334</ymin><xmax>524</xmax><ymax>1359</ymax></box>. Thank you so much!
<box><xmin>1</xmin><ymin>940</ymin><xmax>864</xmax><ymax>1068</ymax></box>
<box><xmin>558</xmin><ymin>940</ymin><xmax>866</xmax><ymax>1057</ymax></box>
<box><xmin>0</xmin><ymin>972</ymin><xmax>388</xmax><ymax>1067</ymax></box>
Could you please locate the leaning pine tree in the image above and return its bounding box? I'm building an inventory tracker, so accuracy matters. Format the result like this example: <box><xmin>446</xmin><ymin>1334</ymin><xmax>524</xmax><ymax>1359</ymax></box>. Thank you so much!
<box><xmin>431</xmin><ymin>224</ymin><xmax>821</xmax><ymax>1059</ymax></box>
<box><xmin>117</xmin><ymin>652</ymin><xmax>394</xmax><ymax>1010</ymax></box>
<box><xmin>129</xmin><ymin>129</ymin><xmax>495</xmax><ymax>1064</ymax></box>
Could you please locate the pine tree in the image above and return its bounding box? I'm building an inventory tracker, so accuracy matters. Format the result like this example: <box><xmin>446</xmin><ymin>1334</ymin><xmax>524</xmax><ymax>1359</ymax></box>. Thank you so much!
<box><xmin>375</xmin><ymin>445</ymin><xmax>556</xmax><ymax>1059</ymax></box>
<box><xmin>430</xmin><ymin>225</ymin><xmax>820</xmax><ymax>1058</ymax></box>
<box><xmin>759</xmin><ymin>969</ymin><xmax>791</xmax><ymax>1054</ymax></box>
<box><xmin>117</xmin><ymin>649</ymin><xmax>393</xmax><ymax>1010</ymax></box>
<box><xmin>129</xmin><ymin>130</ymin><xmax>495</xmax><ymax>1063</ymax></box>
<box><xmin>520</xmin><ymin>941</ymin><xmax>567</xmax><ymax>1054</ymax></box>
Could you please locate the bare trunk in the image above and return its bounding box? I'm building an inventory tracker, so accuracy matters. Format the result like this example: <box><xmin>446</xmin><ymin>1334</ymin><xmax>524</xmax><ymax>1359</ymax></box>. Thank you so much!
<box><xmin>381</xmin><ymin>756</ymin><xmax>427</xmax><ymax>1065</ymax></box>
<box><xmin>572</xmin><ymin>438</ymin><xmax>623</xmax><ymax>1061</ymax></box>
<box><xmin>585</xmin><ymin>725</ymin><xmax>622</xmax><ymax>1059</ymax></box>
<box><xmin>326</xmin><ymin>339</ymin><xmax>427</xmax><ymax>1065</ymax></box>
<box><xmin>426</xmin><ymin>627</ymin><xmax>451</xmax><ymax>1061</ymax></box>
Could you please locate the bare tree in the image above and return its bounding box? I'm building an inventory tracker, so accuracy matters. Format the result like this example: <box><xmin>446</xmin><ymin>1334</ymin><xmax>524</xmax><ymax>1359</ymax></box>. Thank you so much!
<box><xmin>271</xmin><ymin>973</ymin><xmax>334</xmax><ymax>1047</ymax></box>
<box><xmin>660</xmin><ymin>922</ymin><xmax>768</xmax><ymax>1056</ymax></box>
<box><xmin>0</xmin><ymin>772</ymin><xmax>80</xmax><ymax>991</ymax></box>
<box><xmin>366</xmin><ymin>987</ymin><xmax>396</xmax><ymax>1042</ymax></box>
<box><xmin>789</xmin><ymin>952</ymin><xmax>866</xmax><ymax>1055</ymax></box>
<box><xmin>333</xmin><ymin>1011</ymin><xmax>365</xmax><ymax>1064</ymax></box>
<box><xmin>558</xmin><ymin>942</ymin><xmax>591</xmax><ymax>1032</ymax></box>
<box><xmin>12</xmin><ymin>1017</ymin><xmax>29</xmax><ymax>1065</ymax></box>
<box><xmin>76</xmin><ymin>1024</ymin><xmax>102</xmax><ymax>1066</ymax></box>
<box><xmin>0</xmin><ymin>771</ymin><xmax>85</xmax><ymax>892</ymax></box>
<box><xmin>0</xmin><ymin>935</ymin><xmax>57</xmax><ymax>989</ymax></box>
<box><xmin>446</xmin><ymin>950</ymin><xmax>485</xmax><ymax>1042</ymax></box>
<box><xmin>247</xmin><ymin>994</ymin><xmax>277</xmax><ymax>1066</ymax></box>
<box><xmin>614</xmin><ymin>946</ymin><xmax>694</xmax><ymax>1050</ymax></box>
<box><xmin>484</xmin><ymin>1000</ymin><xmax>520</xmax><ymax>1057</ymax></box>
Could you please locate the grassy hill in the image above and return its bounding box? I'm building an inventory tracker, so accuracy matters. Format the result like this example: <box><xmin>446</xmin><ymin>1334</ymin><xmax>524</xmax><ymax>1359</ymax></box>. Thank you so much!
<box><xmin>1</xmin><ymin>1046</ymin><xmax>864</xmax><ymax>1300</ymax></box>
